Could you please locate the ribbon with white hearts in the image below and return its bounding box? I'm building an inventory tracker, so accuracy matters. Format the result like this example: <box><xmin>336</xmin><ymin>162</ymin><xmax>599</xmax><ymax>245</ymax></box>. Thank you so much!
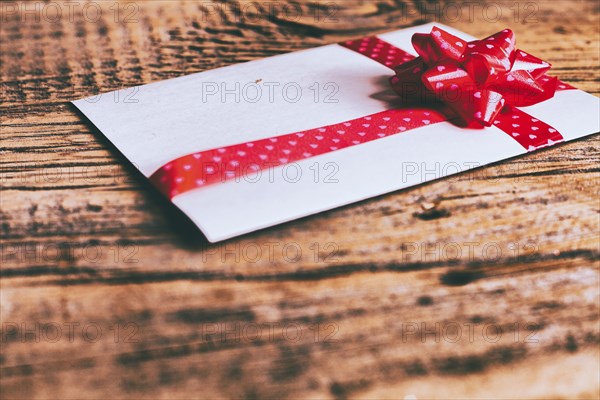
<box><xmin>150</xmin><ymin>35</ymin><xmax>574</xmax><ymax>199</ymax></box>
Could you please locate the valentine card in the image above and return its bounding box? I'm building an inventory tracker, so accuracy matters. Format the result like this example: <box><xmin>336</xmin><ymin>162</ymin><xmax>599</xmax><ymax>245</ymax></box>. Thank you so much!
<box><xmin>73</xmin><ymin>23</ymin><xmax>600</xmax><ymax>242</ymax></box>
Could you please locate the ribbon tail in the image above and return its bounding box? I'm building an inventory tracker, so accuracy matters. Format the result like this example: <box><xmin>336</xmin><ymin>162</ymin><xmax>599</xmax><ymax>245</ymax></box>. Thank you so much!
<box><xmin>492</xmin><ymin>105</ymin><xmax>564</xmax><ymax>151</ymax></box>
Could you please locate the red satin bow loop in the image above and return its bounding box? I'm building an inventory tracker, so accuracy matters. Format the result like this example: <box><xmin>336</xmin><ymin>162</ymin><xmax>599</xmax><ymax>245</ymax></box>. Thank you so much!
<box><xmin>391</xmin><ymin>27</ymin><xmax>558</xmax><ymax>127</ymax></box>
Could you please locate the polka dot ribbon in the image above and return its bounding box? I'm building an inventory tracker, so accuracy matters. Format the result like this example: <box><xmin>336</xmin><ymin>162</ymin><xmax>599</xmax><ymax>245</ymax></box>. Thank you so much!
<box><xmin>151</xmin><ymin>29</ymin><xmax>575</xmax><ymax>199</ymax></box>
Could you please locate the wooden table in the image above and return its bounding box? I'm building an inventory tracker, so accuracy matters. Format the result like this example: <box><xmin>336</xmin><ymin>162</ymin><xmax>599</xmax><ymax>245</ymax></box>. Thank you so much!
<box><xmin>1</xmin><ymin>1</ymin><xmax>599</xmax><ymax>398</ymax></box>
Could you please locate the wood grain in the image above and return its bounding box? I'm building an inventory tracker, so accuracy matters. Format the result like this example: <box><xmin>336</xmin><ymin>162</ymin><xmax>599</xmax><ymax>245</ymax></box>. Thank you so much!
<box><xmin>1</xmin><ymin>0</ymin><xmax>599</xmax><ymax>398</ymax></box>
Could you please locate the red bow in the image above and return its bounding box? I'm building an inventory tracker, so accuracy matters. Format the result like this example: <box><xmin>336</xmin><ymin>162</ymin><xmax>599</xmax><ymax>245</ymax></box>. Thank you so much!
<box><xmin>391</xmin><ymin>27</ymin><xmax>558</xmax><ymax>127</ymax></box>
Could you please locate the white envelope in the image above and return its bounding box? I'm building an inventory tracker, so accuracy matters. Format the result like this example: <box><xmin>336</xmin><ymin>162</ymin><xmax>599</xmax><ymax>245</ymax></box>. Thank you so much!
<box><xmin>72</xmin><ymin>22</ymin><xmax>600</xmax><ymax>242</ymax></box>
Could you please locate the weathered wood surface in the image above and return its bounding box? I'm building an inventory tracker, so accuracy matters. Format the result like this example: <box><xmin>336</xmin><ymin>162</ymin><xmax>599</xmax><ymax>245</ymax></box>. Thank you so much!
<box><xmin>1</xmin><ymin>0</ymin><xmax>599</xmax><ymax>398</ymax></box>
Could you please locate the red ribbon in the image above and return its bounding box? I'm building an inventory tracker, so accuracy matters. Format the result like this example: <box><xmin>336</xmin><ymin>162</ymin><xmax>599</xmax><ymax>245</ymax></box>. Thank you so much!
<box><xmin>151</xmin><ymin>27</ymin><xmax>575</xmax><ymax>199</ymax></box>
